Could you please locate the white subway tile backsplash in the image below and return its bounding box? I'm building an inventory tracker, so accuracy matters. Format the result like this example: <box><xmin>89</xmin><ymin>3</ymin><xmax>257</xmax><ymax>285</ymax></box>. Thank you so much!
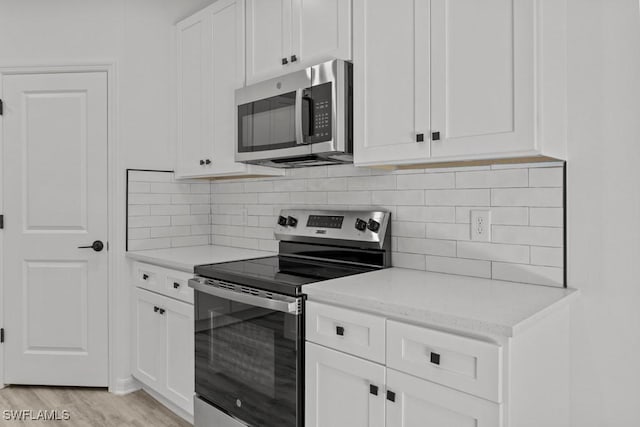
<box><xmin>149</xmin><ymin>204</ymin><xmax>190</xmax><ymax>216</ymax></box>
<box><xmin>392</xmin><ymin>221</ymin><xmax>426</xmax><ymax>238</ymax></box>
<box><xmin>129</xmin><ymin>164</ymin><xmax>564</xmax><ymax>287</ymax></box>
<box><xmin>397</xmin><ymin>237</ymin><xmax>457</xmax><ymax>257</ymax></box>
<box><xmin>491</xmin><ymin>188</ymin><xmax>563</xmax><ymax>207</ymax></box>
<box><xmin>425</xmin><ymin>256</ymin><xmax>492</xmax><ymax>279</ymax></box>
<box><xmin>530</xmin><ymin>207</ymin><xmax>564</xmax><ymax>227</ymax></box>
<box><xmin>425</xmin><ymin>189</ymin><xmax>490</xmax><ymax>206</ymax></box>
<box><xmin>492</xmin><ymin>225</ymin><xmax>563</xmax><ymax>247</ymax></box>
<box><xmin>531</xmin><ymin>246</ymin><xmax>564</xmax><ymax>267</ymax></box>
<box><xmin>372</xmin><ymin>190</ymin><xmax>425</xmax><ymax>206</ymax></box>
<box><xmin>396</xmin><ymin>173</ymin><xmax>455</xmax><ymax>189</ymax></box>
<box><xmin>455</xmin><ymin>206</ymin><xmax>529</xmax><ymax>225</ymax></box>
<box><xmin>457</xmin><ymin>241</ymin><xmax>530</xmax><ymax>263</ymax></box>
<box><xmin>529</xmin><ymin>167</ymin><xmax>563</xmax><ymax>187</ymax></box>
<box><xmin>491</xmin><ymin>262</ymin><xmax>564</xmax><ymax>287</ymax></box>
<box><xmin>393</xmin><ymin>253</ymin><xmax>427</xmax><ymax>270</ymax></box>
<box><xmin>396</xmin><ymin>206</ymin><xmax>456</xmax><ymax>223</ymax></box>
<box><xmin>455</xmin><ymin>169</ymin><xmax>528</xmax><ymax>189</ymax></box>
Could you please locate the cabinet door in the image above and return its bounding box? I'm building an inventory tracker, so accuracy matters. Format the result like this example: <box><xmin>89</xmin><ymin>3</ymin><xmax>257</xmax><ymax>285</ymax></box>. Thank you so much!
<box><xmin>353</xmin><ymin>0</ymin><xmax>431</xmax><ymax>167</ymax></box>
<box><xmin>290</xmin><ymin>0</ymin><xmax>352</xmax><ymax>70</ymax></box>
<box><xmin>246</xmin><ymin>0</ymin><xmax>292</xmax><ymax>84</ymax></box>
<box><xmin>430</xmin><ymin>0</ymin><xmax>535</xmax><ymax>159</ymax></box>
<box><xmin>162</xmin><ymin>297</ymin><xmax>195</xmax><ymax>415</ymax></box>
<box><xmin>209</xmin><ymin>0</ymin><xmax>249</xmax><ymax>176</ymax></box>
<box><xmin>386</xmin><ymin>369</ymin><xmax>501</xmax><ymax>427</ymax></box>
<box><xmin>132</xmin><ymin>289</ymin><xmax>165</xmax><ymax>391</ymax></box>
<box><xmin>306</xmin><ymin>342</ymin><xmax>385</xmax><ymax>427</ymax></box>
<box><xmin>176</xmin><ymin>10</ymin><xmax>212</xmax><ymax>177</ymax></box>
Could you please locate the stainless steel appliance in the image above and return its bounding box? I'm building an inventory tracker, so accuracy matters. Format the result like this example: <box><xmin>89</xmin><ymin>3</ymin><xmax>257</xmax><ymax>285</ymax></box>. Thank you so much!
<box><xmin>235</xmin><ymin>60</ymin><xmax>353</xmax><ymax>168</ymax></box>
<box><xmin>190</xmin><ymin>209</ymin><xmax>391</xmax><ymax>427</ymax></box>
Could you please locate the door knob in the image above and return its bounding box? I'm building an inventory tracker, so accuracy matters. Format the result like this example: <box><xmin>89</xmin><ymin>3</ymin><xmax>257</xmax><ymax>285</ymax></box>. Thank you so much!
<box><xmin>78</xmin><ymin>240</ymin><xmax>104</xmax><ymax>252</ymax></box>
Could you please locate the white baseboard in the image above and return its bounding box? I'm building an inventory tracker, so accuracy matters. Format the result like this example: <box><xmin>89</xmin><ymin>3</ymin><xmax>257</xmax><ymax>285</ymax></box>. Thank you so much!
<box><xmin>110</xmin><ymin>376</ymin><xmax>141</xmax><ymax>395</ymax></box>
<box><xmin>142</xmin><ymin>385</ymin><xmax>194</xmax><ymax>424</ymax></box>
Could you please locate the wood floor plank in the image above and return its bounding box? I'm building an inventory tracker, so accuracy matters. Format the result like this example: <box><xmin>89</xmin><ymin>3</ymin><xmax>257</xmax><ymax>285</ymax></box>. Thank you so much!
<box><xmin>0</xmin><ymin>386</ymin><xmax>192</xmax><ymax>427</ymax></box>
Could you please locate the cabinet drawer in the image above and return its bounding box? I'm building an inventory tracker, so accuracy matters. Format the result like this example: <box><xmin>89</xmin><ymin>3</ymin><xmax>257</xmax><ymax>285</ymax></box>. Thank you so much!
<box><xmin>387</xmin><ymin>320</ymin><xmax>502</xmax><ymax>403</ymax></box>
<box><xmin>306</xmin><ymin>301</ymin><xmax>386</xmax><ymax>364</ymax></box>
<box><xmin>132</xmin><ymin>262</ymin><xmax>194</xmax><ymax>304</ymax></box>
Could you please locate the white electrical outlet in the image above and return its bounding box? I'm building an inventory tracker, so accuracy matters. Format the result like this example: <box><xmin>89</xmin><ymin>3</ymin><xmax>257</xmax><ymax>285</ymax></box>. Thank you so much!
<box><xmin>471</xmin><ymin>210</ymin><xmax>491</xmax><ymax>242</ymax></box>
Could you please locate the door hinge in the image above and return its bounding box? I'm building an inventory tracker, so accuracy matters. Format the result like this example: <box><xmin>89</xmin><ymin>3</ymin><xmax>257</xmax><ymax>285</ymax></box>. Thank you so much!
<box><xmin>1</xmin><ymin>328</ymin><xmax>5</xmax><ymax>343</ymax></box>
<box><xmin>0</xmin><ymin>99</ymin><xmax>3</xmax><ymax>116</ymax></box>
<box><xmin>0</xmin><ymin>215</ymin><xmax>4</xmax><ymax>229</ymax></box>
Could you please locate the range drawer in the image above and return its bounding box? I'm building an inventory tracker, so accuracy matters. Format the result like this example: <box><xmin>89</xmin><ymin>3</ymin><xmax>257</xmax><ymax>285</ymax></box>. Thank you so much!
<box><xmin>387</xmin><ymin>320</ymin><xmax>503</xmax><ymax>403</ymax></box>
<box><xmin>132</xmin><ymin>261</ymin><xmax>194</xmax><ymax>304</ymax></box>
<box><xmin>306</xmin><ymin>301</ymin><xmax>386</xmax><ymax>364</ymax></box>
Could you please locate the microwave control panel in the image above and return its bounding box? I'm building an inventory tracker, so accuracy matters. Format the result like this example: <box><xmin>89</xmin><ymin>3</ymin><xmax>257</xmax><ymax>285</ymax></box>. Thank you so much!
<box><xmin>304</xmin><ymin>82</ymin><xmax>332</xmax><ymax>143</ymax></box>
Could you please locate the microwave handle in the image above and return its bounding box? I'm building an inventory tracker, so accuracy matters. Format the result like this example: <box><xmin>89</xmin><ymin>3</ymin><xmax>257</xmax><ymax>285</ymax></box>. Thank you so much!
<box><xmin>295</xmin><ymin>88</ymin><xmax>305</xmax><ymax>145</ymax></box>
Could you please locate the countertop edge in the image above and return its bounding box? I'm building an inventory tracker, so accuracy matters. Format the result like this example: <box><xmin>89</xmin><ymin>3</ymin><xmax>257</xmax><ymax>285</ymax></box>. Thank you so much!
<box><xmin>125</xmin><ymin>252</ymin><xmax>195</xmax><ymax>273</ymax></box>
<box><xmin>304</xmin><ymin>286</ymin><xmax>580</xmax><ymax>338</ymax></box>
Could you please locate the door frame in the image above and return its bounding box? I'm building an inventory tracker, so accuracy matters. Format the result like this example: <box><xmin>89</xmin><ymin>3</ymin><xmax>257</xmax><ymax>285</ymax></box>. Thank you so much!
<box><xmin>0</xmin><ymin>62</ymin><xmax>126</xmax><ymax>392</ymax></box>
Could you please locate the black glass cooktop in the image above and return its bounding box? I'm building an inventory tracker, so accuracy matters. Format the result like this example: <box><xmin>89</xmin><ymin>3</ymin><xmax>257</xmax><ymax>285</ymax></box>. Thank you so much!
<box><xmin>194</xmin><ymin>256</ymin><xmax>379</xmax><ymax>297</ymax></box>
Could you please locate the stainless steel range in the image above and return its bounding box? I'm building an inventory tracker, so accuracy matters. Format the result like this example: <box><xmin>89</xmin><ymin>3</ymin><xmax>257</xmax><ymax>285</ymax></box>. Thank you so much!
<box><xmin>189</xmin><ymin>209</ymin><xmax>391</xmax><ymax>427</ymax></box>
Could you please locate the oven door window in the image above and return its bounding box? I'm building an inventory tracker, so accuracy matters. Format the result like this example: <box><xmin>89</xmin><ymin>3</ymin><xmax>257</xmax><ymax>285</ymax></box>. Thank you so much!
<box><xmin>238</xmin><ymin>91</ymin><xmax>298</xmax><ymax>153</ymax></box>
<box><xmin>195</xmin><ymin>291</ymin><xmax>301</xmax><ymax>427</ymax></box>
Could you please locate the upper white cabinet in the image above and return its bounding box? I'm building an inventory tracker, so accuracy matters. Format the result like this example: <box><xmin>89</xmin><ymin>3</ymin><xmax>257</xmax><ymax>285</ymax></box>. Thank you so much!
<box><xmin>354</xmin><ymin>0</ymin><xmax>567</xmax><ymax>167</ymax></box>
<box><xmin>246</xmin><ymin>0</ymin><xmax>352</xmax><ymax>84</ymax></box>
<box><xmin>175</xmin><ymin>0</ymin><xmax>284</xmax><ymax>179</ymax></box>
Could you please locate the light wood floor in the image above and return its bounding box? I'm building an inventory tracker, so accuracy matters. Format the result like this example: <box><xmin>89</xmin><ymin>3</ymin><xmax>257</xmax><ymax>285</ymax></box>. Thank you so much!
<box><xmin>0</xmin><ymin>386</ymin><xmax>192</xmax><ymax>426</ymax></box>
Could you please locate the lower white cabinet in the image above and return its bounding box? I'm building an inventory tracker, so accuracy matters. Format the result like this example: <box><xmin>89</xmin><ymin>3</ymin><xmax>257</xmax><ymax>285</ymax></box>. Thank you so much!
<box><xmin>132</xmin><ymin>287</ymin><xmax>194</xmax><ymax>416</ymax></box>
<box><xmin>306</xmin><ymin>301</ymin><xmax>571</xmax><ymax>427</ymax></box>
<box><xmin>386</xmin><ymin>368</ymin><xmax>500</xmax><ymax>427</ymax></box>
<box><xmin>306</xmin><ymin>342</ymin><xmax>499</xmax><ymax>427</ymax></box>
<box><xmin>305</xmin><ymin>342</ymin><xmax>385</xmax><ymax>427</ymax></box>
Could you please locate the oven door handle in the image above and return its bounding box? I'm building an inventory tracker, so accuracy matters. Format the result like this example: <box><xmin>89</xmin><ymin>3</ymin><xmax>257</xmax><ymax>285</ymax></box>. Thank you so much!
<box><xmin>189</xmin><ymin>279</ymin><xmax>300</xmax><ymax>314</ymax></box>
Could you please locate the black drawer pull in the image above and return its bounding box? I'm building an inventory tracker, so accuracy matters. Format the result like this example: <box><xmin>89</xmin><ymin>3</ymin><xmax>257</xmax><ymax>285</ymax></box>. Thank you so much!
<box><xmin>416</xmin><ymin>133</ymin><xmax>424</xmax><ymax>142</ymax></box>
<box><xmin>430</xmin><ymin>352</ymin><xmax>441</xmax><ymax>365</ymax></box>
<box><xmin>142</xmin><ymin>274</ymin><xmax>149</xmax><ymax>280</ymax></box>
<box><xmin>199</xmin><ymin>159</ymin><xmax>205</xmax><ymax>165</ymax></box>
<box><xmin>432</xmin><ymin>131</ymin><xmax>441</xmax><ymax>141</ymax></box>
<box><xmin>291</xmin><ymin>54</ymin><xmax>298</xmax><ymax>62</ymax></box>
<box><xmin>159</xmin><ymin>308</ymin><xmax>165</xmax><ymax>315</ymax></box>
<box><xmin>386</xmin><ymin>390</ymin><xmax>396</xmax><ymax>402</ymax></box>
<box><xmin>282</xmin><ymin>57</ymin><xmax>289</xmax><ymax>65</ymax></box>
<box><xmin>153</xmin><ymin>306</ymin><xmax>159</xmax><ymax>313</ymax></box>
<box><xmin>369</xmin><ymin>384</ymin><xmax>378</xmax><ymax>396</ymax></box>
<box><xmin>336</xmin><ymin>326</ymin><xmax>345</xmax><ymax>336</ymax></box>
<box><xmin>173</xmin><ymin>282</ymin><xmax>180</xmax><ymax>289</ymax></box>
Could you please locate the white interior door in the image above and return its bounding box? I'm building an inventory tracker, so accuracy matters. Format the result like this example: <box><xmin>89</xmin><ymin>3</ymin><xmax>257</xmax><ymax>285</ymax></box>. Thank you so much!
<box><xmin>2</xmin><ymin>71</ymin><xmax>109</xmax><ymax>386</ymax></box>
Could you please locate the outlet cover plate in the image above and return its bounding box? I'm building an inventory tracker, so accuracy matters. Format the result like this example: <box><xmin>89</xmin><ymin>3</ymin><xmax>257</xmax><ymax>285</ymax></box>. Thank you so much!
<box><xmin>471</xmin><ymin>210</ymin><xmax>491</xmax><ymax>242</ymax></box>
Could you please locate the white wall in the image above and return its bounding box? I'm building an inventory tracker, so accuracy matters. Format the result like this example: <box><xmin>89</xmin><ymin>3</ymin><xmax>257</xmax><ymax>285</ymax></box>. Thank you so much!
<box><xmin>0</xmin><ymin>0</ymin><xmax>214</xmax><ymax>392</ymax></box>
<box><xmin>567</xmin><ymin>0</ymin><xmax>640</xmax><ymax>425</ymax></box>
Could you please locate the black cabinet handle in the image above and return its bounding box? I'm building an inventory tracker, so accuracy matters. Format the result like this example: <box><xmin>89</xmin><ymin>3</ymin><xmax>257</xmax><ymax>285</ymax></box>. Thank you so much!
<box><xmin>416</xmin><ymin>133</ymin><xmax>425</xmax><ymax>142</ymax></box>
<box><xmin>205</xmin><ymin>159</ymin><xmax>211</xmax><ymax>165</ymax></box>
<box><xmin>336</xmin><ymin>326</ymin><xmax>345</xmax><ymax>336</ymax></box>
<box><xmin>282</xmin><ymin>57</ymin><xmax>289</xmax><ymax>65</ymax></box>
<box><xmin>173</xmin><ymin>282</ymin><xmax>180</xmax><ymax>289</ymax></box>
<box><xmin>78</xmin><ymin>240</ymin><xmax>104</xmax><ymax>252</ymax></box>
<box><xmin>159</xmin><ymin>308</ymin><xmax>165</xmax><ymax>315</ymax></box>
<box><xmin>369</xmin><ymin>384</ymin><xmax>379</xmax><ymax>396</ymax></box>
<box><xmin>386</xmin><ymin>390</ymin><xmax>396</xmax><ymax>402</ymax></box>
<box><xmin>291</xmin><ymin>54</ymin><xmax>297</xmax><ymax>62</ymax></box>
<box><xmin>199</xmin><ymin>159</ymin><xmax>205</xmax><ymax>165</ymax></box>
<box><xmin>430</xmin><ymin>352</ymin><xmax>441</xmax><ymax>365</ymax></box>
<box><xmin>153</xmin><ymin>306</ymin><xmax>159</xmax><ymax>313</ymax></box>
<box><xmin>142</xmin><ymin>274</ymin><xmax>149</xmax><ymax>281</ymax></box>
<box><xmin>432</xmin><ymin>131</ymin><xmax>441</xmax><ymax>141</ymax></box>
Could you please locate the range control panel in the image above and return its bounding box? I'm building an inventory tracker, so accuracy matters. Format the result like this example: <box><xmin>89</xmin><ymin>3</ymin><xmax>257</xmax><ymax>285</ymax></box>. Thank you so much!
<box><xmin>275</xmin><ymin>209</ymin><xmax>390</xmax><ymax>248</ymax></box>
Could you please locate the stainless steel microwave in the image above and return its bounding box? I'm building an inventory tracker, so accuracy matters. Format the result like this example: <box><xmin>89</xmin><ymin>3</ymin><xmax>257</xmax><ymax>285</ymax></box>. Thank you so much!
<box><xmin>235</xmin><ymin>59</ymin><xmax>353</xmax><ymax>168</ymax></box>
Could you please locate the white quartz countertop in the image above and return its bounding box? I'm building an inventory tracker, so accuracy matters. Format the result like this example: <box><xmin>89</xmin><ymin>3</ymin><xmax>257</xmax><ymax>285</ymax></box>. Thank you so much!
<box><xmin>304</xmin><ymin>267</ymin><xmax>578</xmax><ymax>338</ymax></box>
<box><xmin>126</xmin><ymin>245</ymin><xmax>275</xmax><ymax>273</ymax></box>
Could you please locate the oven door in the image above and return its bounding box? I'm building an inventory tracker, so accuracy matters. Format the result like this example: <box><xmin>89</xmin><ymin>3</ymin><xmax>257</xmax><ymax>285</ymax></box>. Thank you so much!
<box><xmin>190</xmin><ymin>279</ymin><xmax>303</xmax><ymax>427</ymax></box>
